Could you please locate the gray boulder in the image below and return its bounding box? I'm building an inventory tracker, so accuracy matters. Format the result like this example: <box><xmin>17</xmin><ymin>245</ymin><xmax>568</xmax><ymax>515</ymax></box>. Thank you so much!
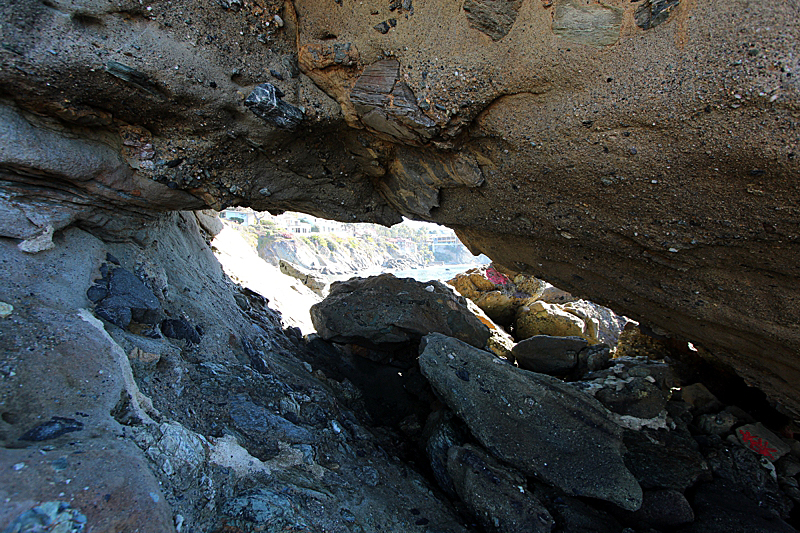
<box><xmin>446</xmin><ymin>444</ymin><xmax>555</xmax><ymax>533</ymax></box>
<box><xmin>228</xmin><ymin>395</ymin><xmax>314</xmax><ymax>445</ymax></box>
<box><xmin>595</xmin><ymin>377</ymin><xmax>668</xmax><ymax>419</ymax></box>
<box><xmin>419</xmin><ymin>333</ymin><xmax>642</xmax><ymax>511</ymax></box>
<box><xmin>310</xmin><ymin>274</ymin><xmax>490</xmax><ymax>350</ymax></box>
<box><xmin>511</xmin><ymin>335</ymin><xmax>588</xmax><ymax>375</ymax></box>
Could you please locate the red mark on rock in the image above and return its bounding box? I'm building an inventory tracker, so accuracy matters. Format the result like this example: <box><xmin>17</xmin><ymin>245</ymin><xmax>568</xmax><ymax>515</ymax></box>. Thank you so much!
<box><xmin>485</xmin><ymin>267</ymin><xmax>510</xmax><ymax>286</ymax></box>
<box><xmin>738</xmin><ymin>429</ymin><xmax>778</xmax><ymax>459</ymax></box>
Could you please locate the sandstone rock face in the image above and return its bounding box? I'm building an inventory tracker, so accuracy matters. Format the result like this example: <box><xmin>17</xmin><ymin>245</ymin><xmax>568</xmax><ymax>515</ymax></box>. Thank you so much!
<box><xmin>516</xmin><ymin>300</ymin><xmax>591</xmax><ymax>340</ymax></box>
<box><xmin>419</xmin><ymin>333</ymin><xmax>643</xmax><ymax>510</ymax></box>
<box><xmin>310</xmin><ymin>274</ymin><xmax>490</xmax><ymax>349</ymax></box>
<box><xmin>448</xmin><ymin>265</ymin><xmax>543</xmax><ymax>326</ymax></box>
<box><xmin>1</xmin><ymin>0</ymin><xmax>799</xmax><ymax>418</ymax></box>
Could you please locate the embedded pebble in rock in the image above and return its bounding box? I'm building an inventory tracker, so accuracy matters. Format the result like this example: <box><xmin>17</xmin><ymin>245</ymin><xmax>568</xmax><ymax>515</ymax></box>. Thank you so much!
<box><xmin>18</xmin><ymin>416</ymin><xmax>84</xmax><ymax>441</ymax></box>
<box><xmin>419</xmin><ymin>333</ymin><xmax>643</xmax><ymax>510</ymax></box>
<box><xmin>0</xmin><ymin>301</ymin><xmax>12</xmax><ymax>318</ymax></box>
<box><xmin>696</xmin><ymin>411</ymin><xmax>738</xmax><ymax>436</ymax></box>
<box><xmin>244</xmin><ymin>83</ymin><xmax>304</xmax><ymax>130</ymax></box>
<box><xmin>2</xmin><ymin>501</ymin><xmax>87</xmax><ymax>533</ymax></box>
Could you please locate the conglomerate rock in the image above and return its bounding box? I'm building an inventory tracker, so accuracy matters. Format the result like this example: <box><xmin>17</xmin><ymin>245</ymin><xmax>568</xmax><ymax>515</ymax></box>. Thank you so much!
<box><xmin>0</xmin><ymin>0</ymin><xmax>799</xmax><ymax>438</ymax></box>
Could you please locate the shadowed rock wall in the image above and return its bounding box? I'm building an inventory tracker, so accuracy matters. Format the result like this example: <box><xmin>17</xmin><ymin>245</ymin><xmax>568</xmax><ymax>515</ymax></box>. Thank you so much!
<box><xmin>1</xmin><ymin>0</ymin><xmax>798</xmax><ymax>414</ymax></box>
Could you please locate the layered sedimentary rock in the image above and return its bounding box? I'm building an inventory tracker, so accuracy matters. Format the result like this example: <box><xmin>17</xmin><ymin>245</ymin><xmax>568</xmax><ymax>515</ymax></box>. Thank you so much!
<box><xmin>0</xmin><ymin>0</ymin><xmax>798</xmax><ymax>417</ymax></box>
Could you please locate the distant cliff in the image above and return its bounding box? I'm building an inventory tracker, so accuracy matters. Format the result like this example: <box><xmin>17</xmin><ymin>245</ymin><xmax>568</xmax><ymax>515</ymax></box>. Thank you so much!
<box><xmin>228</xmin><ymin>220</ymin><xmax>436</xmax><ymax>274</ymax></box>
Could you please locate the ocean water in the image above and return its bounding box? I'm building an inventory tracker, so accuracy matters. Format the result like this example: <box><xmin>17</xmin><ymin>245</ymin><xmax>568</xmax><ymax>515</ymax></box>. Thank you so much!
<box><xmin>389</xmin><ymin>263</ymin><xmax>478</xmax><ymax>283</ymax></box>
<box><xmin>330</xmin><ymin>263</ymin><xmax>480</xmax><ymax>284</ymax></box>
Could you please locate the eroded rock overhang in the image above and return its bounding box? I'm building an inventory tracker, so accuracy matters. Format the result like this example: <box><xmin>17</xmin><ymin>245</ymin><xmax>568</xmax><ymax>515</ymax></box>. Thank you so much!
<box><xmin>0</xmin><ymin>0</ymin><xmax>798</xmax><ymax>414</ymax></box>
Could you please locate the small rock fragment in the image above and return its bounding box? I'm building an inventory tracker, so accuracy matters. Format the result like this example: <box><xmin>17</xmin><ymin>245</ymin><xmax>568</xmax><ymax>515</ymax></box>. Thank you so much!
<box><xmin>632</xmin><ymin>489</ymin><xmax>695</xmax><ymax>528</ymax></box>
<box><xmin>244</xmin><ymin>83</ymin><xmax>304</xmax><ymax>130</ymax></box>
<box><xmin>512</xmin><ymin>335</ymin><xmax>586</xmax><ymax>375</ymax></box>
<box><xmin>696</xmin><ymin>411</ymin><xmax>738</xmax><ymax>436</ymax></box>
<box><xmin>0</xmin><ymin>301</ymin><xmax>13</xmax><ymax>318</ymax></box>
<box><xmin>19</xmin><ymin>416</ymin><xmax>84</xmax><ymax>441</ymax></box>
<box><xmin>680</xmin><ymin>382</ymin><xmax>724</xmax><ymax>414</ymax></box>
<box><xmin>18</xmin><ymin>225</ymin><xmax>55</xmax><ymax>253</ymax></box>
<box><xmin>2</xmin><ymin>501</ymin><xmax>87</xmax><ymax>533</ymax></box>
<box><xmin>635</xmin><ymin>0</ymin><xmax>680</xmax><ymax>30</ymax></box>
<box><xmin>161</xmin><ymin>318</ymin><xmax>202</xmax><ymax>344</ymax></box>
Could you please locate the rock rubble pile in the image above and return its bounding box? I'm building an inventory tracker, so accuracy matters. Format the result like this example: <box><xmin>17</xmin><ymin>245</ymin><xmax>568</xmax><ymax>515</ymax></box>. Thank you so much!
<box><xmin>2</xmin><ymin>213</ymin><xmax>799</xmax><ymax>533</ymax></box>
<box><xmin>306</xmin><ymin>271</ymin><xmax>800</xmax><ymax>532</ymax></box>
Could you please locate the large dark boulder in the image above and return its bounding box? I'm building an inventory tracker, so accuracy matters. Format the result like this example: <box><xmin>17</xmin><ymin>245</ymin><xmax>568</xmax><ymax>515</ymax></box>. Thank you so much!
<box><xmin>511</xmin><ymin>334</ymin><xmax>588</xmax><ymax>375</ymax></box>
<box><xmin>623</xmin><ymin>428</ymin><xmax>709</xmax><ymax>491</ymax></box>
<box><xmin>446</xmin><ymin>444</ymin><xmax>555</xmax><ymax>533</ymax></box>
<box><xmin>419</xmin><ymin>333</ymin><xmax>642</xmax><ymax>511</ymax></box>
<box><xmin>310</xmin><ymin>274</ymin><xmax>490</xmax><ymax>350</ymax></box>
